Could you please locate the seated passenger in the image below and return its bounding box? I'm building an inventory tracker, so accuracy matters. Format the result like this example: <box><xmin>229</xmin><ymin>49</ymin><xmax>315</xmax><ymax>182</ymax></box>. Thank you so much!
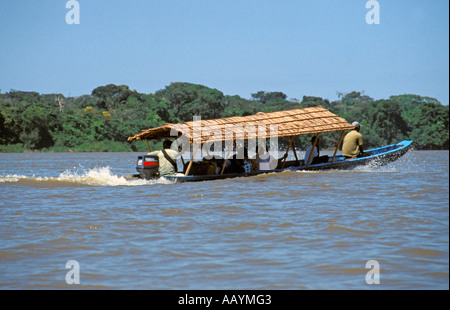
<box><xmin>304</xmin><ymin>137</ymin><xmax>329</xmax><ymax>165</ymax></box>
<box><xmin>225</xmin><ymin>147</ymin><xmax>251</xmax><ymax>173</ymax></box>
<box><xmin>147</xmin><ymin>140</ymin><xmax>178</xmax><ymax>175</ymax></box>
<box><xmin>342</xmin><ymin>121</ymin><xmax>365</xmax><ymax>159</ymax></box>
<box><xmin>255</xmin><ymin>145</ymin><xmax>277</xmax><ymax>171</ymax></box>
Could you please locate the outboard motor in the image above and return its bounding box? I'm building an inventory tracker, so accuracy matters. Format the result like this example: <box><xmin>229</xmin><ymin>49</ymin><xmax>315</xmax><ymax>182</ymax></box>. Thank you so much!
<box><xmin>136</xmin><ymin>155</ymin><xmax>159</xmax><ymax>179</ymax></box>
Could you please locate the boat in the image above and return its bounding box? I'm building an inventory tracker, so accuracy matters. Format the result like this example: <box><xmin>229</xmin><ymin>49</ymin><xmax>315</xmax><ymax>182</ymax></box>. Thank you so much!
<box><xmin>126</xmin><ymin>107</ymin><xmax>413</xmax><ymax>183</ymax></box>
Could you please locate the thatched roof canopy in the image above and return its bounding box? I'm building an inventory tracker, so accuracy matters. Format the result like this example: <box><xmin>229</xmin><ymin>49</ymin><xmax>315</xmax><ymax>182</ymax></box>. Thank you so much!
<box><xmin>127</xmin><ymin>106</ymin><xmax>354</xmax><ymax>143</ymax></box>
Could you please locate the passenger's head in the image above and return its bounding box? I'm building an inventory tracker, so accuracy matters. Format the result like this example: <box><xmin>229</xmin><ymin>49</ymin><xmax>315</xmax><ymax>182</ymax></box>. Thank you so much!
<box><xmin>311</xmin><ymin>136</ymin><xmax>319</xmax><ymax>145</ymax></box>
<box><xmin>352</xmin><ymin>121</ymin><xmax>361</xmax><ymax>131</ymax></box>
<box><xmin>163</xmin><ymin>139</ymin><xmax>172</xmax><ymax>149</ymax></box>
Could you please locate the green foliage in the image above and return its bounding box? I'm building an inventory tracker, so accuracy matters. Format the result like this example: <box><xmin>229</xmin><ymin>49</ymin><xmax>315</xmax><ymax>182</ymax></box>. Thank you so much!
<box><xmin>91</xmin><ymin>84</ymin><xmax>139</xmax><ymax>110</ymax></box>
<box><xmin>391</xmin><ymin>94</ymin><xmax>449</xmax><ymax>149</ymax></box>
<box><xmin>0</xmin><ymin>84</ymin><xmax>448</xmax><ymax>152</ymax></box>
<box><xmin>156</xmin><ymin>82</ymin><xmax>225</xmax><ymax>122</ymax></box>
<box><xmin>300</xmin><ymin>96</ymin><xmax>331</xmax><ymax>108</ymax></box>
<box><xmin>0</xmin><ymin>143</ymin><xmax>26</xmax><ymax>153</ymax></box>
<box><xmin>251</xmin><ymin>91</ymin><xmax>287</xmax><ymax>104</ymax></box>
<box><xmin>251</xmin><ymin>91</ymin><xmax>300</xmax><ymax>113</ymax></box>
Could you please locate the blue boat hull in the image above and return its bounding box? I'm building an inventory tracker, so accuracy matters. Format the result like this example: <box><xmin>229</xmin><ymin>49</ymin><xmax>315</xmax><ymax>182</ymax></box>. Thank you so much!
<box><xmin>297</xmin><ymin>140</ymin><xmax>413</xmax><ymax>171</ymax></box>
<box><xmin>160</xmin><ymin>140</ymin><xmax>413</xmax><ymax>182</ymax></box>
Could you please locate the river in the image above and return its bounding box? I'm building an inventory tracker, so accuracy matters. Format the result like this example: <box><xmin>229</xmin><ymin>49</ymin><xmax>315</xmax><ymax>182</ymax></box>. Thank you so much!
<box><xmin>0</xmin><ymin>150</ymin><xmax>448</xmax><ymax>289</ymax></box>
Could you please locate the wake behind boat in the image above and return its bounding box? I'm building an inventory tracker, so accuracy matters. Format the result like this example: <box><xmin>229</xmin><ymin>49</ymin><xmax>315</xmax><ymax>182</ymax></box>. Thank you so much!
<box><xmin>126</xmin><ymin>107</ymin><xmax>413</xmax><ymax>183</ymax></box>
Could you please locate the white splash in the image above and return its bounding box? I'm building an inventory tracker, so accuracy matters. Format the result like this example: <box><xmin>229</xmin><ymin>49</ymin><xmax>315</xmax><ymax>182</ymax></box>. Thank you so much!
<box><xmin>0</xmin><ymin>166</ymin><xmax>174</xmax><ymax>187</ymax></box>
<box><xmin>0</xmin><ymin>174</ymin><xmax>28</xmax><ymax>183</ymax></box>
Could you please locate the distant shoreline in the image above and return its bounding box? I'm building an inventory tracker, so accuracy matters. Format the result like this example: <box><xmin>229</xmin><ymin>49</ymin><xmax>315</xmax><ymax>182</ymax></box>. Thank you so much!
<box><xmin>1</xmin><ymin>146</ymin><xmax>448</xmax><ymax>154</ymax></box>
<box><xmin>1</xmin><ymin>85</ymin><xmax>448</xmax><ymax>151</ymax></box>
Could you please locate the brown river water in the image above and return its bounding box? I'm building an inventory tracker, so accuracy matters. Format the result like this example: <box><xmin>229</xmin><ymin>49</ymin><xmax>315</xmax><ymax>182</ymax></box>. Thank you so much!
<box><xmin>0</xmin><ymin>150</ymin><xmax>448</xmax><ymax>289</ymax></box>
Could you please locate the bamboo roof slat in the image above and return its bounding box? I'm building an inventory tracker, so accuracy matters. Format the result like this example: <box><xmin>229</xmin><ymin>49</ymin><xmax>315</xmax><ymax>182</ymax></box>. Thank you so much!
<box><xmin>127</xmin><ymin>106</ymin><xmax>354</xmax><ymax>143</ymax></box>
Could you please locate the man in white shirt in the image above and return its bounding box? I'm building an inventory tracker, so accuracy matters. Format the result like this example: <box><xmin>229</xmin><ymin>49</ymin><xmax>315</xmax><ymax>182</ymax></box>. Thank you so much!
<box><xmin>147</xmin><ymin>140</ymin><xmax>179</xmax><ymax>175</ymax></box>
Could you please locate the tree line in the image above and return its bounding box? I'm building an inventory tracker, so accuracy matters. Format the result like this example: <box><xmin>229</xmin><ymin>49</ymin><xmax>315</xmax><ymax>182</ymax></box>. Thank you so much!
<box><xmin>0</xmin><ymin>82</ymin><xmax>448</xmax><ymax>152</ymax></box>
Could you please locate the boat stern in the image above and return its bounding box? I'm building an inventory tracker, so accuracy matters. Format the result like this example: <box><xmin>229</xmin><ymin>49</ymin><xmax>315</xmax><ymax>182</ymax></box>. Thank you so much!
<box><xmin>136</xmin><ymin>155</ymin><xmax>159</xmax><ymax>180</ymax></box>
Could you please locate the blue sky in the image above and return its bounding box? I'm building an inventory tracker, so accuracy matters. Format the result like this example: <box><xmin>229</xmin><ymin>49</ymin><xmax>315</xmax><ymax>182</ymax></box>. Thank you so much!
<box><xmin>0</xmin><ymin>1</ymin><xmax>448</xmax><ymax>104</ymax></box>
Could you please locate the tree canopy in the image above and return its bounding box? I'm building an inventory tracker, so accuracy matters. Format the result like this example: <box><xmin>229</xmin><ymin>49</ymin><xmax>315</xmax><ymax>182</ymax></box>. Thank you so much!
<box><xmin>0</xmin><ymin>84</ymin><xmax>448</xmax><ymax>152</ymax></box>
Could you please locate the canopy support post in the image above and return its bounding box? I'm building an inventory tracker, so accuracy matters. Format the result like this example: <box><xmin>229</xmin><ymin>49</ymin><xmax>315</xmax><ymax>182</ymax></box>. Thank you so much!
<box><xmin>220</xmin><ymin>143</ymin><xmax>233</xmax><ymax>175</ymax></box>
<box><xmin>306</xmin><ymin>133</ymin><xmax>320</xmax><ymax>166</ymax></box>
<box><xmin>281</xmin><ymin>136</ymin><xmax>294</xmax><ymax>168</ymax></box>
<box><xmin>251</xmin><ymin>143</ymin><xmax>260</xmax><ymax>172</ymax></box>
<box><xmin>145</xmin><ymin>139</ymin><xmax>151</xmax><ymax>152</ymax></box>
<box><xmin>184</xmin><ymin>143</ymin><xmax>199</xmax><ymax>176</ymax></box>
<box><xmin>291</xmin><ymin>137</ymin><xmax>300</xmax><ymax>165</ymax></box>
<box><xmin>332</xmin><ymin>130</ymin><xmax>346</xmax><ymax>163</ymax></box>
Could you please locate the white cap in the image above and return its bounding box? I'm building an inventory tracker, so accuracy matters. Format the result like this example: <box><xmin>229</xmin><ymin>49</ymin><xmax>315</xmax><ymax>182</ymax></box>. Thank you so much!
<box><xmin>352</xmin><ymin>121</ymin><xmax>361</xmax><ymax>128</ymax></box>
